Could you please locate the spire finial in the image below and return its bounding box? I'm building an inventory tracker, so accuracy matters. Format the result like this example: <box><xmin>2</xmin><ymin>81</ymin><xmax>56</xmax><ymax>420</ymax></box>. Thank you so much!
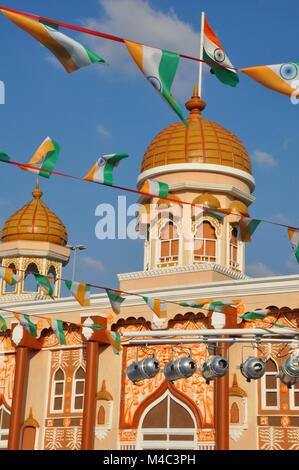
<box><xmin>185</xmin><ymin>83</ymin><xmax>206</xmax><ymax>117</ymax></box>
<box><xmin>32</xmin><ymin>178</ymin><xmax>43</xmax><ymax>199</ymax></box>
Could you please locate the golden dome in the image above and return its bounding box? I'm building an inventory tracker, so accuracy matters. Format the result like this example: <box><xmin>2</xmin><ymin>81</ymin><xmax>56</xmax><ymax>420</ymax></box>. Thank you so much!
<box><xmin>229</xmin><ymin>200</ymin><xmax>249</xmax><ymax>216</ymax></box>
<box><xmin>1</xmin><ymin>180</ymin><xmax>68</xmax><ymax>246</ymax></box>
<box><xmin>141</xmin><ymin>85</ymin><xmax>251</xmax><ymax>175</ymax></box>
<box><xmin>193</xmin><ymin>193</ymin><xmax>220</xmax><ymax>209</ymax></box>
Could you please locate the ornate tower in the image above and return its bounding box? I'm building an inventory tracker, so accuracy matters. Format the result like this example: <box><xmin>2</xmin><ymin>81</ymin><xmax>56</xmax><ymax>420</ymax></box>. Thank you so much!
<box><xmin>120</xmin><ymin>85</ymin><xmax>255</xmax><ymax>291</ymax></box>
<box><xmin>0</xmin><ymin>180</ymin><xmax>70</xmax><ymax>300</ymax></box>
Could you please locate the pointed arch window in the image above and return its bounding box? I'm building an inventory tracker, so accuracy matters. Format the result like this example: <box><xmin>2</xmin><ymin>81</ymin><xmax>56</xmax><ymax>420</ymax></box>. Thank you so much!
<box><xmin>4</xmin><ymin>263</ymin><xmax>18</xmax><ymax>293</ymax></box>
<box><xmin>193</xmin><ymin>221</ymin><xmax>216</xmax><ymax>263</ymax></box>
<box><xmin>51</xmin><ymin>368</ymin><xmax>66</xmax><ymax>413</ymax></box>
<box><xmin>0</xmin><ymin>405</ymin><xmax>10</xmax><ymax>449</ymax></box>
<box><xmin>261</xmin><ymin>359</ymin><xmax>279</xmax><ymax>409</ymax></box>
<box><xmin>23</xmin><ymin>263</ymin><xmax>39</xmax><ymax>293</ymax></box>
<box><xmin>71</xmin><ymin>367</ymin><xmax>85</xmax><ymax>412</ymax></box>
<box><xmin>159</xmin><ymin>221</ymin><xmax>179</xmax><ymax>264</ymax></box>
<box><xmin>47</xmin><ymin>265</ymin><xmax>57</xmax><ymax>297</ymax></box>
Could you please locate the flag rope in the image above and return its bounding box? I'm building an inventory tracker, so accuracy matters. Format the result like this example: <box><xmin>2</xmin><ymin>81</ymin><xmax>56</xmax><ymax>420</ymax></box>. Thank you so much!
<box><xmin>0</xmin><ymin>5</ymin><xmax>238</xmax><ymax>72</ymax></box>
<box><xmin>1</xmin><ymin>158</ymin><xmax>298</xmax><ymax>232</ymax></box>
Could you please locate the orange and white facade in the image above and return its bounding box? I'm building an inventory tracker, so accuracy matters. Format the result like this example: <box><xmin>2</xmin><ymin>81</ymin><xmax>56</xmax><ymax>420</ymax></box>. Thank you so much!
<box><xmin>0</xmin><ymin>87</ymin><xmax>298</xmax><ymax>451</ymax></box>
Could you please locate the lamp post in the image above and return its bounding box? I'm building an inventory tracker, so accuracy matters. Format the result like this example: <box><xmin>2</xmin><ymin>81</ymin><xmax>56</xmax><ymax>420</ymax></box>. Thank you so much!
<box><xmin>67</xmin><ymin>244</ymin><xmax>86</xmax><ymax>281</ymax></box>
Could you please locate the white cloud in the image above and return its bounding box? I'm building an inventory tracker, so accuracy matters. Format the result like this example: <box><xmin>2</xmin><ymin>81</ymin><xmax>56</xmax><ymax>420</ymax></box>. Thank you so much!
<box><xmin>246</xmin><ymin>262</ymin><xmax>275</xmax><ymax>278</ymax></box>
<box><xmin>82</xmin><ymin>256</ymin><xmax>104</xmax><ymax>272</ymax></box>
<box><xmin>96</xmin><ymin>123</ymin><xmax>111</xmax><ymax>138</ymax></box>
<box><xmin>252</xmin><ymin>150</ymin><xmax>277</xmax><ymax>168</ymax></box>
<box><xmin>82</xmin><ymin>0</ymin><xmax>202</xmax><ymax>100</ymax></box>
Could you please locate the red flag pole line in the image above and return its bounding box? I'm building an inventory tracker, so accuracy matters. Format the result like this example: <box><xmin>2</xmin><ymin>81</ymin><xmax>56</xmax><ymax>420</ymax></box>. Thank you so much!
<box><xmin>0</xmin><ymin>5</ymin><xmax>238</xmax><ymax>72</ymax></box>
<box><xmin>1</xmin><ymin>158</ymin><xmax>298</xmax><ymax>232</ymax></box>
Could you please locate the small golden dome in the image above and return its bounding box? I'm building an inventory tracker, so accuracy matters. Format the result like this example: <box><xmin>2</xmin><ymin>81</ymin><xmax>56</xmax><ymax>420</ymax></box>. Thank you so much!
<box><xmin>141</xmin><ymin>84</ymin><xmax>251</xmax><ymax>175</ymax></box>
<box><xmin>229</xmin><ymin>200</ymin><xmax>249</xmax><ymax>216</ymax></box>
<box><xmin>193</xmin><ymin>193</ymin><xmax>220</xmax><ymax>209</ymax></box>
<box><xmin>1</xmin><ymin>180</ymin><xmax>68</xmax><ymax>246</ymax></box>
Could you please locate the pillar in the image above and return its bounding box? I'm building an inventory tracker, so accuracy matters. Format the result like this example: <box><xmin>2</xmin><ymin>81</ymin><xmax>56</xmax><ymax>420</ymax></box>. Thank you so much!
<box><xmin>215</xmin><ymin>341</ymin><xmax>229</xmax><ymax>450</ymax></box>
<box><xmin>81</xmin><ymin>341</ymin><xmax>98</xmax><ymax>450</ymax></box>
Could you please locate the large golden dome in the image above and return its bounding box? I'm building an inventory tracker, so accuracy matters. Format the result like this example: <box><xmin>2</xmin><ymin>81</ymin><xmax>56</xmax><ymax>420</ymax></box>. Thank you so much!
<box><xmin>1</xmin><ymin>180</ymin><xmax>68</xmax><ymax>246</ymax></box>
<box><xmin>140</xmin><ymin>85</ymin><xmax>251</xmax><ymax>175</ymax></box>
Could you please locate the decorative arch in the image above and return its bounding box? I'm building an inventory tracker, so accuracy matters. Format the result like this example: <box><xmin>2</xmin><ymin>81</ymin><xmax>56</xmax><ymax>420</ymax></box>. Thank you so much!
<box><xmin>71</xmin><ymin>365</ymin><xmax>85</xmax><ymax>412</ymax></box>
<box><xmin>157</xmin><ymin>218</ymin><xmax>182</xmax><ymax>267</ymax></box>
<box><xmin>131</xmin><ymin>380</ymin><xmax>203</xmax><ymax>429</ymax></box>
<box><xmin>261</xmin><ymin>357</ymin><xmax>280</xmax><ymax>409</ymax></box>
<box><xmin>50</xmin><ymin>367</ymin><xmax>66</xmax><ymax>413</ymax></box>
<box><xmin>23</xmin><ymin>262</ymin><xmax>39</xmax><ymax>293</ymax></box>
<box><xmin>192</xmin><ymin>219</ymin><xmax>218</xmax><ymax>264</ymax></box>
<box><xmin>3</xmin><ymin>262</ymin><xmax>18</xmax><ymax>293</ymax></box>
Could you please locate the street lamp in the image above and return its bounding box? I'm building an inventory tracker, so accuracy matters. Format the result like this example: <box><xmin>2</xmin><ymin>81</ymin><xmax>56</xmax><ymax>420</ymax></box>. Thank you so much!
<box><xmin>66</xmin><ymin>244</ymin><xmax>86</xmax><ymax>282</ymax></box>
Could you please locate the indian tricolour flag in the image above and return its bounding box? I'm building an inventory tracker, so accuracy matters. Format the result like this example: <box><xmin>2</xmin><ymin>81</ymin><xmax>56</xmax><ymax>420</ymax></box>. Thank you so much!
<box><xmin>14</xmin><ymin>313</ymin><xmax>37</xmax><ymax>337</ymax></box>
<box><xmin>238</xmin><ymin>218</ymin><xmax>261</xmax><ymax>243</ymax></box>
<box><xmin>48</xmin><ymin>318</ymin><xmax>66</xmax><ymax>345</ymax></box>
<box><xmin>288</xmin><ymin>228</ymin><xmax>299</xmax><ymax>264</ymax></box>
<box><xmin>0</xmin><ymin>315</ymin><xmax>7</xmax><ymax>332</ymax></box>
<box><xmin>179</xmin><ymin>298</ymin><xmax>214</xmax><ymax>308</ymax></box>
<box><xmin>84</xmin><ymin>153</ymin><xmax>128</xmax><ymax>186</ymax></box>
<box><xmin>34</xmin><ymin>273</ymin><xmax>54</xmax><ymax>297</ymax></box>
<box><xmin>203</xmin><ymin>17</ymin><xmax>239</xmax><ymax>87</ymax></box>
<box><xmin>240</xmin><ymin>62</ymin><xmax>299</xmax><ymax>98</ymax></box>
<box><xmin>0</xmin><ymin>266</ymin><xmax>21</xmax><ymax>286</ymax></box>
<box><xmin>241</xmin><ymin>310</ymin><xmax>269</xmax><ymax>322</ymax></box>
<box><xmin>209</xmin><ymin>300</ymin><xmax>240</xmax><ymax>312</ymax></box>
<box><xmin>125</xmin><ymin>40</ymin><xmax>187</xmax><ymax>126</ymax></box>
<box><xmin>106</xmin><ymin>289</ymin><xmax>125</xmax><ymax>315</ymax></box>
<box><xmin>23</xmin><ymin>137</ymin><xmax>60</xmax><ymax>179</ymax></box>
<box><xmin>105</xmin><ymin>331</ymin><xmax>122</xmax><ymax>355</ymax></box>
<box><xmin>1</xmin><ymin>10</ymin><xmax>105</xmax><ymax>73</ymax></box>
<box><xmin>143</xmin><ymin>296</ymin><xmax>167</xmax><ymax>319</ymax></box>
<box><xmin>140</xmin><ymin>179</ymin><xmax>169</xmax><ymax>198</ymax></box>
<box><xmin>65</xmin><ymin>281</ymin><xmax>91</xmax><ymax>307</ymax></box>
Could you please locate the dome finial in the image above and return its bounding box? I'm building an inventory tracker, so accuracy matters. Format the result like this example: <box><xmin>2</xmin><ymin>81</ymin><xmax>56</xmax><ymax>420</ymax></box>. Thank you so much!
<box><xmin>185</xmin><ymin>83</ymin><xmax>206</xmax><ymax>117</ymax></box>
<box><xmin>32</xmin><ymin>177</ymin><xmax>43</xmax><ymax>200</ymax></box>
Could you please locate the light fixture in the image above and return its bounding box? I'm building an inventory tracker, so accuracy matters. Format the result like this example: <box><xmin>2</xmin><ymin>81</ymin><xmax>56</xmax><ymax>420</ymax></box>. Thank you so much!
<box><xmin>127</xmin><ymin>349</ymin><xmax>160</xmax><ymax>384</ymax></box>
<box><xmin>200</xmin><ymin>356</ymin><xmax>229</xmax><ymax>384</ymax></box>
<box><xmin>240</xmin><ymin>356</ymin><xmax>266</xmax><ymax>382</ymax></box>
<box><xmin>277</xmin><ymin>356</ymin><xmax>299</xmax><ymax>388</ymax></box>
<box><xmin>164</xmin><ymin>349</ymin><xmax>197</xmax><ymax>383</ymax></box>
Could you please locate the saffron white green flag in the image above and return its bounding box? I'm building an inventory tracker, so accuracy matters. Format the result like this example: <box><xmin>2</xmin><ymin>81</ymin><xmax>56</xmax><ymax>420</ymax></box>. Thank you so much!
<box><xmin>125</xmin><ymin>40</ymin><xmax>187</xmax><ymax>126</ymax></box>
<box><xmin>106</xmin><ymin>289</ymin><xmax>125</xmax><ymax>315</ymax></box>
<box><xmin>14</xmin><ymin>313</ymin><xmax>37</xmax><ymax>337</ymax></box>
<box><xmin>0</xmin><ymin>266</ymin><xmax>21</xmax><ymax>286</ymax></box>
<box><xmin>140</xmin><ymin>179</ymin><xmax>169</xmax><ymax>198</ymax></box>
<box><xmin>238</xmin><ymin>218</ymin><xmax>261</xmax><ymax>243</ymax></box>
<box><xmin>23</xmin><ymin>137</ymin><xmax>60</xmax><ymax>179</ymax></box>
<box><xmin>34</xmin><ymin>273</ymin><xmax>54</xmax><ymax>297</ymax></box>
<box><xmin>48</xmin><ymin>318</ymin><xmax>66</xmax><ymax>345</ymax></box>
<box><xmin>288</xmin><ymin>228</ymin><xmax>299</xmax><ymax>264</ymax></box>
<box><xmin>241</xmin><ymin>310</ymin><xmax>269</xmax><ymax>321</ymax></box>
<box><xmin>84</xmin><ymin>153</ymin><xmax>128</xmax><ymax>186</ymax></box>
<box><xmin>179</xmin><ymin>299</ymin><xmax>214</xmax><ymax>308</ymax></box>
<box><xmin>240</xmin><ymin>62</ymin><xmax>299</xmax><ymax>98</ymax></box>
<box><xmin>143</xmin><ymin>296</ymin><xmax>167</xmax><ymax>318</ymax></box>
<box><xmin>65</xmin><ymin>280</ymin><xmax>91</xmax><ymax>307</ymax></box>
<box><xmin>106</xmin><ymin>330</ymin><xmax>122</xmax><ymax>355</ymax></box>
<box><xmin>1</xmin><ymin>10</ymin><xmax>105</xmax><ymax>73</ymax></box>
<box><xmin>209</xmin><ymin>300</ymin><xmax>240</xmax><ymax>312</ymax></box>
<box><xmin>203</xmin><ymin>17</ymin><xmax>239</xmax><ymax>87</ymax></box>
<box><xmin>0</xmin><ymin>315</ymin><xmax>7</xmax><ymax>332</ymax></box>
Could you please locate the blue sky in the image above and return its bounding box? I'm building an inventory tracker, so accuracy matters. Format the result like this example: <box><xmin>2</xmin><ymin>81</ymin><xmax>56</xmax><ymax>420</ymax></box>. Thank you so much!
<box><xmin>0</xmin><ymin>0</ymin><xmax>298</xmax><ymax>294</ymax></box>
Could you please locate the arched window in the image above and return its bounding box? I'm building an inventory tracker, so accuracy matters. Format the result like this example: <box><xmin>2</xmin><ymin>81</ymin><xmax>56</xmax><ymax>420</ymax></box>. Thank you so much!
<box><xmin>51</xmin><ymin>368</ymin><xmax>65</xmax><ymax>413</ymax></box>
<box><xmin>230</xmin><ymin>402</ymin><xmax>240</xmax><ymax>424</ymax></box>
<box><xmin>0</xmin><ymin>405</ymin><xmax>10</xmax><ymax>449</ymax></box>
<box><xmin>160</xmin><ymin>221</ymin><xmax>179</xmax><ymax>264</ymax></box>
<box><xmin>4</xmin><ymin>263</ymin><xmax>18</xmax><ymax>293</ymax></box>
<box><xmin>194</xmin><ymin>221</ymin><xmax>216</xmax><ymax>263</ymax></box>
<box><xmin>98</xmin><ymin>406</ymin><xmax>105</xmax><ymax>425</ymax></box>
<box><xmin>47</xmin><ymin>265</ymin><xmax>56</xmax><ymax>296</ymax></box>
<box><xmin>71</xmin><ymin>367</ymin><xmax>85</xmax><ymax>411</ymax></box>
<box><xmin>23</xmin><ymin>263</ymin><xmax>39</xmax><ymax>293</ymax></box>
<box><xmin>230</xmin><ymin>227</ymin><xmax>239</xmax><ymax>269</ymax></box>
<box><xmin>289</xmin><ymin>380</ymin><xmax>299</xmax><ymax>409</ymax></box>
<box><xmin>261</xmin><ymin>359</ymin><xmax>279</xmax><ymax>409</ymax></box>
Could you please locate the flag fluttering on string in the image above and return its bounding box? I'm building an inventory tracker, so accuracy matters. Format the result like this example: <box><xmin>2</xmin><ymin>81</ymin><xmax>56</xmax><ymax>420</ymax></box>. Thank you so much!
<box><xmin>0</xmin><ymin>266</ymin><xmax>21</xmax><ymax>286</ymax></box>
<box><xmin>65</xmin><ymin>281</ymin><xmax>91</xmax><ymax>307</ymax></box>
<box><xmin>204</xmin><ymin>207</ymin><xmax>226</xmax><ymax>222</ymax></box>
<box><xmin>1</xmin><ymin>10</ymin><xmax>105</xmax><ymax>73</ymax></box>
<box><xmin>203</xmin><ymin>17</ymin><xmax>239</xmax><ymax>87</ymax></box>
<box><xmin>0</xmin><ymin>315</ymin><xmax>7</xmax><ymax>332</ymax></box>
<box><xmin>241</xmin><ymin>310</ymin><xmax>269</xmax><ymax>321</ymax></box>
<box><xmin>125</xmin><ymin>40</ymin><xmax>187</xmax><ymax>126</ymax></box>
<box><xmin>23</xmin><ymin>137</ymin><xmax>60</xmax><ymax>179</ymax></box>
<box><xmin>288</xmin><ymin>228</ymin><xmax>299</xmax><ymax>264</ymax></box>
<box><xmin>143</xmin><ymin>296</ymin><xmax>167</xmax><ymax>318</ymax></box>
<box><xmin>140</xmin><ymin>179</ymin><xmax>169</xmax><ymax>198</ymax></box>
<box><xmin>84</xmin><ymin>153</ymin><xmax>128</xmax><ymax>186</ymax></box>
<box><xmin>106</xmin><ymin>330</ymin><xmax>121</xmax><ymax>355</ymax></box>
<box><xmin>240</xmin><ymin>62</ymin><xmax>299</xmax><ymax>98</ymax></box>
<box><xmin>106</xmin><ymin>289</ymin><xmax>125</xmax><ymax>315</ymax></box>
<box><xmin>14</xmin><ymin>313</ymin><xmax>37</xmax><ymax>336</ymax></box>
<box><xmin>0</xmin><ymin>152</ymin><xmax>11</xmax><ymax>163</ymax></box>
<box><xmin>238</xmin><ymin>218</ymin><xmax>261</xmax><ymax>243</ymax></box>
<box><xmin>48</xmin><ymin>318</ymin><xmax>66</xmax><ymax>345</ymax></box>
<box><xmin>209</xmin><ymin>300</ymin><xmax>240</xmax><ymax>312</ymax></box>
<box><xmin>34</xmin><ymin>273</ymin><xmax>54</xmax><ymax>297</ymax></box>
<box><xmin>179</xmin><ymin>299</ymin><xmax>214</xmax><ymax>308</ymax></box>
